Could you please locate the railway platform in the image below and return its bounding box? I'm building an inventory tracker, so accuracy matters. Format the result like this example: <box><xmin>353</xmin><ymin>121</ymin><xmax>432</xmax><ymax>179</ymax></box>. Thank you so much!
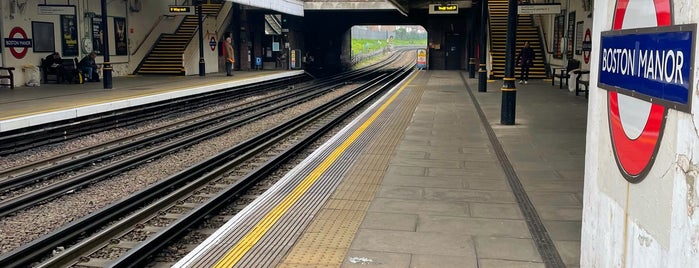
<box><xmin>0</xmin><ymin>70</ymin><xmax>304</xmax><ymax>132</ymax></box>
<box><xmin>176</xmin><ymin>70</ymin><xmax>587</xmax><ymax>268</ymax></box>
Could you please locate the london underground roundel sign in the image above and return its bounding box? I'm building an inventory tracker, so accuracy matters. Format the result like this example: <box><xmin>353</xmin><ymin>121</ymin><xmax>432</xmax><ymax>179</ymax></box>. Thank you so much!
<box><xmin>599</xmin><ymin>0</ymin><xmax>695</xmax><ymax>183</ymax></box>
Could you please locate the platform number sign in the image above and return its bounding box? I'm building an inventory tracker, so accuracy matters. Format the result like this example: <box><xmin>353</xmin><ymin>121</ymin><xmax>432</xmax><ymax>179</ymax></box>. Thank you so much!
<box><xmin>599</xmin><ymin>0</ymin><xmax>695</xmax><ymax>182</ymax></box>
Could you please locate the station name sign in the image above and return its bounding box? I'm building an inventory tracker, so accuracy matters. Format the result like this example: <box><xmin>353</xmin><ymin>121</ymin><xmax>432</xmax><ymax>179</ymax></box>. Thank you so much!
<box><xmin>168</xmin><ymin>5</ymin><xmax>195</xmax><ymax>15</ymax></box>
<box><xmin>599</xmin><ymin>24</ymin><xmax>696</xmax><ymax>112</ymax></box>
<box><xmin>4</xmin><ymin>38</ymin><xmax>32</xmax><ymax>48</ymax></box>
<box><xmin>429</xmin><ymin>4</ymin><xmax>458</xmax><ymax>14</ymax></box>
<box><xmin>517</xmin><ymin>4</ymin><xmax>561</xmax><ymax>15</ymax></box>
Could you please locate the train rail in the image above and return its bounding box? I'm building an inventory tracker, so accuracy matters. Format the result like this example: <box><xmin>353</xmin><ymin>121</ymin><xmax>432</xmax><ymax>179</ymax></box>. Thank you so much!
<box><xmin>0</xmin><ymin>50</ymin><xmax>416</xmax><ymax>267</ymax></box>
<box><xmin>0</xmin><ymin>71</ymin><xmax>388</xmax><ymax>216</ymax></box>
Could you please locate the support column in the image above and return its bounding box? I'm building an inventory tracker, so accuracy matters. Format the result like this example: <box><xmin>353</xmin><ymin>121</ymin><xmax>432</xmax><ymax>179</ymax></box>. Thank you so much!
<box><xmin>197</xmin><ymin>1</ymin><xmax>205</xmax><ymax>76</ymax></box>
<box><xmin>100</xmin><ymin>0</ymin><xmax>112</xmax><ymax>89</ymax></box>
<box><xmin>478</xmin><ymin>0</ymin><xmax>488</xmax><ymax>92</ymax></box>
<box><xmin>501</xmin><ymin>0</ymin><xmax>517</xmax><ymax>125</ymax></box>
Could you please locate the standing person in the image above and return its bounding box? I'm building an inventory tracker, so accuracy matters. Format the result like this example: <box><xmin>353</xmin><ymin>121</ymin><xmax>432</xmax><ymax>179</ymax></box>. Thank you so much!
<box><xmin>517</xmin><ymin>41</ymin><xmax>535</xmax><ymax>84</ymax></box>
<box><xmin>224</xmin><ymin>37</ymin><xmax>234</xmax><ymax>76</ymax></box>
<box><xmin>79</xmin><ymin>52</ymin><xmax>99</xmax><ymax>82</ymax></box>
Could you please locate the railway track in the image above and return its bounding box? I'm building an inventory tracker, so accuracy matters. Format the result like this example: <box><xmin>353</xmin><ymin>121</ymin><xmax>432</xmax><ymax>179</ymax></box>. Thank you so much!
<box><xmin>0</xmin><ymin>52</ymin><xmax>409</xmax><ymax>216</ymax></box>
<box><xmin>0</xmin><ymin>76</ymin><xmax>310</xmax><ymax>157</ymax></box>
<box><xmin>0</xmin><ymin>50</ymin><xmax>417</xmax><ymax>267</ymax></box>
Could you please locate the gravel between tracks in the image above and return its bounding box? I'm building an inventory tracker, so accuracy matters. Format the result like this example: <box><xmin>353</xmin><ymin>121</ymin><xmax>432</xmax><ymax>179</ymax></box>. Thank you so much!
<box><xmin>0</xmin><ymin>87</ymin><xmax>353</xmax><ymax>254</ymax></box>
<box><xmin>0</xmin><ymin>93</ymin><xmax>277</xmax><ymax>171</ymax></box>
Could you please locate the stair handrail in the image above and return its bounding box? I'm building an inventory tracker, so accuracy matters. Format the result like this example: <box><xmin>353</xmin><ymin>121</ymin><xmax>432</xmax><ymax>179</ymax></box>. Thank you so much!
<box><xmin>130</xmin><ymin>0</ymin><xmax>203</xmax><ymax>55</ymax></box>
<box><xmin>132</xmin><ymin>15</ymin><xmax>168</xmax><ymax>56</ymax></box>
<box><xmin>534</xmin><ymin>14</ymin><xmax>551</xmax><ymax>55</ymax></box>
<box><xmin>485</xmin><ymin>3</ymin><xmax>491</xmax><ymax>79</ymax></box>
<box><xmin>534</xmin><ymin>14</ymin><xmax>552</xmax><ymax>76</ymax></box>
<box><xmin>129</xmin><ymin>15</ymin><xmax>185</xmax><ymax>74</ymax></box>
<box><xmin>182</xmin><ymin>2</ymin><xmax>233</xmax><ymax>74</ymax></box>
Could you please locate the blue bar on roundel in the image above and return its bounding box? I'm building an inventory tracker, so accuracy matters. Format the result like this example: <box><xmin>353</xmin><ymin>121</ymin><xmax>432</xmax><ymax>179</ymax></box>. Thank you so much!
<box><xmin>598</xmin><ymin>24</ymin><xmax>696</xmax><ymax>112</ymax></box>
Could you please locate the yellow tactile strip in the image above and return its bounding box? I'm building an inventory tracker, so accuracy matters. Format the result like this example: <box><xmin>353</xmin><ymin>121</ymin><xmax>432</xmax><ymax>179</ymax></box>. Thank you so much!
<box><xmin>278</xmin><ymin>75</ymin><xmax>427</xmax><ymax>267</ymax></box>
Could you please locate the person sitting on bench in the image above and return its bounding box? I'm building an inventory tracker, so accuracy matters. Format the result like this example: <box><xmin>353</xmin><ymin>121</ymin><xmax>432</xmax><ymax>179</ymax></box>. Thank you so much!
<box><xmin>44</xmin><ymin>52</ymin><xmax>66</xmax><ymax>82</ymax></box>
<box><xmin>78</xmin><ymin>52</ymin><xmax>100</xmax><ymax>82</ymax></box>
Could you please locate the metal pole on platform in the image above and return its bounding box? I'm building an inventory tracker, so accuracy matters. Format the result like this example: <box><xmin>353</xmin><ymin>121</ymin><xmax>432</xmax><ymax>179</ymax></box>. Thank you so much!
<box><xmin>101</xmin><ymin>0</ymin><xmax>112</xmax><ymax>89</ymax></box>
<box><xmin>197</xmin><ymin>1</ymin><xmax>205</xmax><ymax>76</ymax></box>
<box><xmin>562</xmin><ymin>0</ymin><xmax>570</xmax><ymax>66</ymax></box>
<box><xmin>478</xmin><ymin>0</ymin><xmax>488</xmax><ymax>92</ymax></box>
<box><xmin>501</xmin><ymin>0</ymin><xmax>517</xmax><ymax>125</ymax></box>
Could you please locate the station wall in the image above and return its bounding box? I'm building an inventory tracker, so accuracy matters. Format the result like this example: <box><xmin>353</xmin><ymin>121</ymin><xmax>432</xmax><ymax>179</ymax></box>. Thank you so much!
<box><xmin>581</xmin><ymin>0</ymin><xmax>699</xmax><ymax>266</ymax></box>
<box><xmin>0</xmin><ymin>0</ymin><xmax>222</xmax><ymax>87</ymax></box>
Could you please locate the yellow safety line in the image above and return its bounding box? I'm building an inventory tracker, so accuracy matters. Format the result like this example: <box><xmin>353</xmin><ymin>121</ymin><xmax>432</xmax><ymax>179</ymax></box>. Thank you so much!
<box><xmin>213</xmin><ymin>71</ymin><xmax>420</xmax><ymax>267</ymax></box>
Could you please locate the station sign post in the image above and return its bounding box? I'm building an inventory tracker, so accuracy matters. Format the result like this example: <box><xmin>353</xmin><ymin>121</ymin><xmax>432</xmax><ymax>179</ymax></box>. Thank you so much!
<box><xmin>416</xmin><ymin>49</ymin><xmax>427</xmax><ymax>69</ymax></box>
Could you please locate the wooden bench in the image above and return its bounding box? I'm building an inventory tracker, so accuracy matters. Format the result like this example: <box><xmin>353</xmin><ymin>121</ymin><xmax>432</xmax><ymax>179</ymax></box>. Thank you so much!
<box><xmin>575</xmin><ymin>70</ymin><xmax>590</xmax><ymax>98</ymax></box>
<box><xmin>0</xmin><ymin>67</ymin><xmax>15</xmax><ymax>89</ymax></box>
<box><xmin>551</xmin><ymin>59</ymin><xmax>580</xmax><ymax>89</ymax></box>
<box><xmin>41</xmin><ymin>58</ymin><xmax>77</xmax><ymax>83</ymax></box>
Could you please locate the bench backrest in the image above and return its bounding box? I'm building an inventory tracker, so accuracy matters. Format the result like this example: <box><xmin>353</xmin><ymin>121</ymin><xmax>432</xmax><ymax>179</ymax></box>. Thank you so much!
<box><xmin>567</xmin><ymin>59</ymin><xmax>580</xmax><ymax>72</ymax></box>
<box><xmin>62</xmin><ymin>58</ymin><xmax>77</xmax><ymax>70</ymax></box>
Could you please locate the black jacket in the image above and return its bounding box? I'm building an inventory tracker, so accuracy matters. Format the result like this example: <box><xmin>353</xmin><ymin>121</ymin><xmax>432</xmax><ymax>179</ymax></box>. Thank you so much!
<box><xmin>79</xmin><ymin>56</ymin><xmax>97</xmax><ymax>69</ymax></box>
<box><xmin>517</xmin><ymin>47</ymin><xmax>535</xmax><ymax>67</ymax></box>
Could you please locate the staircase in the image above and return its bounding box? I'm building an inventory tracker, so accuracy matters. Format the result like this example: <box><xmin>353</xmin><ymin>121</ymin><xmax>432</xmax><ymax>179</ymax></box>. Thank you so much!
<box><xmin>264</xmin><ymin>14</ymin><xmax>282</xmax><ymax>35</ymax></box>
<box><xmin>135</xmin><ymin>3</ymin><xmax>223</xmax><ymax>75</ymax></box>
<box><xmin>488</xmin><ymin>0</ymin><xmax>546</xmax><ymax>79</ymax></box>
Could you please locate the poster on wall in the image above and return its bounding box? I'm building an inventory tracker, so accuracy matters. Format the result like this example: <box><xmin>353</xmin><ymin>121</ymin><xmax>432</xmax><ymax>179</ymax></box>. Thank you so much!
<box><xmin>553</xmin><ymin>12</ymin><xmax>564</xmax><ymax>59</ymax></box>
<box><xmin>113</xmin><ymin>17</ymin><xmax>127</xmax><ymax>55</ymax></box>
<box><xmin>567</xmin><ymin>12</ymin><xmax>576</xmax><ymax>59</ymax></box>
<box><xmin>61</xmin><ymin>15</ymin><xmax>78</xmax><ymax>56</ymax></box>
<box><xmin>92</xmin><ymin>17</ymin><xmax>103</xmax><ymax>55</ymax></box>
<box><xmin>575</xmin><ymin>21</ymin><xmax>584</xmax><ymax>55</ymax></box>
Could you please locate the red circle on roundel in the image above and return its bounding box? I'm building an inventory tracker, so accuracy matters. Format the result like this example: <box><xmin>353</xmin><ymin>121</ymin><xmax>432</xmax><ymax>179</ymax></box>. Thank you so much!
<box><xmin>8</xmin><ymin>27</ymin><xmax>28</xmax><ymax>59</ymax></box>
<box><xmin>607</xmin><ymin>0</ymin><xmax>671</xmax><ymax>182</ymax></box>
<box><xmin>209</xmin><ymin>37</ymin><xmax>216</xmax><ymax>51</ymax></box>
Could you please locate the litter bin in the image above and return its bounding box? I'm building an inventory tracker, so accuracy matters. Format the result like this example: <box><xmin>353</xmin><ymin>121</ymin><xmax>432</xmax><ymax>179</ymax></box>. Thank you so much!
<box><xmin>468</xmin><ymin>58</ymin><xmax>477</xmax><ymax>78</ymax></box>
<box><xmin>23</xmin><ymin>65</ymin><xmax>40</xmax><ymax>87</ymax></box>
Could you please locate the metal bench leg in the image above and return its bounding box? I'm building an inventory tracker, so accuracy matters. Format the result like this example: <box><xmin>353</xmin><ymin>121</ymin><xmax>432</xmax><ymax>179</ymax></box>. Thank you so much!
<box><xmin>559</xmin><ymin>76</ymin><xmax>564</xmax><ymax>89</ymax></box>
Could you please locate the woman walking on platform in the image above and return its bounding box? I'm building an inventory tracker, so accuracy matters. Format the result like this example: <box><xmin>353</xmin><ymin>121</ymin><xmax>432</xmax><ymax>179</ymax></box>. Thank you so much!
<box><xmin>517</xmin><ymin>41</ymin><xmax>534</xmax><ymax>84</ymax></box>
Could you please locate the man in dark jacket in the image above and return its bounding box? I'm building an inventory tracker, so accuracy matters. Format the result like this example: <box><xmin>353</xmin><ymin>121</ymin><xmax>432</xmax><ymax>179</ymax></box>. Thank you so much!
<box><xmin>44</xmin><ymin>52</ymin><xmax>66</xmax><ymax>82</ymax></box>
<box><xmin>79</xmin><ymin>52</ymin><xmax>99</xmax><ymax>82</ymax></box>
<box><xmin>517</xmin><ymin>41</ymin><xmax>535</xmax><ymax>84</ymax></box>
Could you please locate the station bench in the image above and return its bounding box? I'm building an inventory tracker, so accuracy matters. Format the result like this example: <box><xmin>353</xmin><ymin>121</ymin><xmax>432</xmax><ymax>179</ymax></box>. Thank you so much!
<box><xmin>0</xmin><ymin>67</ymin><xmax>15</xmax><ymax>89</ymax></box>
<box><xmin>575</xmin><ymin>70</ymin><xmax>590</xmax><ymax>98</ymax></box>
<box><xmin>551</xmin><ymin>59</ymin><xmax>580</xmax><ymax>89</ymax></box>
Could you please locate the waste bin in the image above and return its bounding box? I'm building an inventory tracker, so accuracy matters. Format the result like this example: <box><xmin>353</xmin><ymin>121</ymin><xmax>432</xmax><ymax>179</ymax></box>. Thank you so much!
<box><xmin>468</xmin><ymin>58</ymin><xmax>477</xmax><ymax>78</ymax></box>
<box><xmin>23</xmin><ymin>65</ymin><xmax>40</xmax><ymax>87</ymax></box>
